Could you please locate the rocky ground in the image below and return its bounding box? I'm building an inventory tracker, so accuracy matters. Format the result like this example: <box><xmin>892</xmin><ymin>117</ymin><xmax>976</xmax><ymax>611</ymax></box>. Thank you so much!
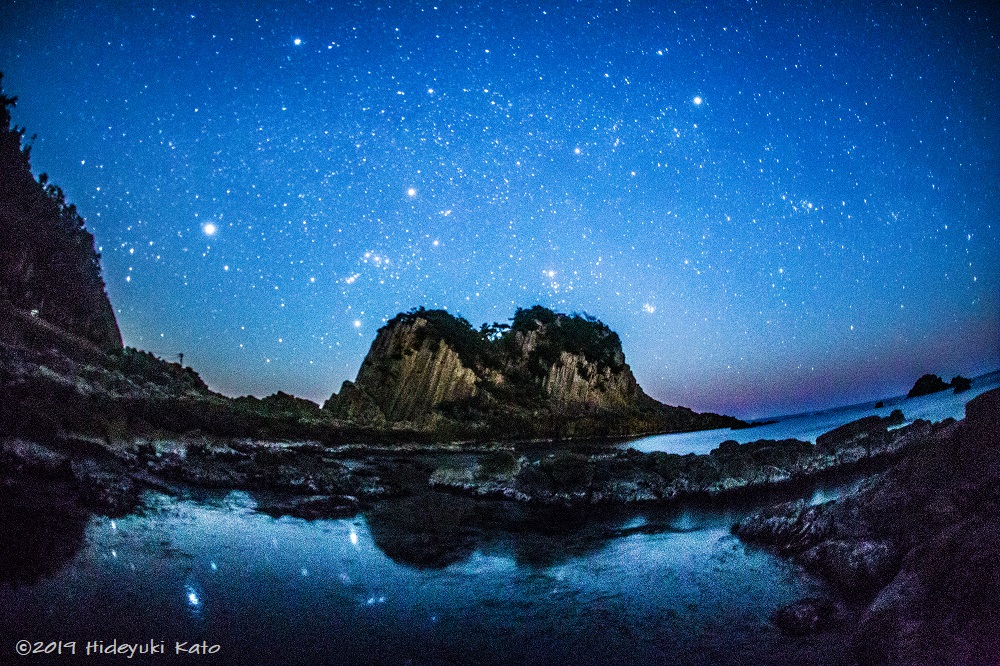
<box><xmin>428</xmin><ymin>408</ymin><xmax>924</xmax><ymax>506</ymax></box>
<box><xmin>734</xmin><ymin>387</ymin><xmax>1000</xmax><ymax>665</ymax></box>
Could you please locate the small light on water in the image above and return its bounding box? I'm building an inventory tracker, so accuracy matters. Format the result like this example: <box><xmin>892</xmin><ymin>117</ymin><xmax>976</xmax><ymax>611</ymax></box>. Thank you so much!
<box><xmin>110</xmin><ymin>520</ymin><xmax>117</xmax><ymax>530</ymax></box>
<box><xmin>301</xmin><ymin>568</ymin><xmax>309</xmax><ymax>577</ymax></box>
<box><xmin>210</xmin><ymin>561</ymin><xmax>218</xmax><ymax>571</ymax></box>
<box><xmin>349</xmin><ymin>530</ymin><xmax>359</xmax><ymax>546</ymax></box>
<box><xmin>185</xmin><ymin>585</ymin><xmax>200</xmax><ymax>607</ymax></box>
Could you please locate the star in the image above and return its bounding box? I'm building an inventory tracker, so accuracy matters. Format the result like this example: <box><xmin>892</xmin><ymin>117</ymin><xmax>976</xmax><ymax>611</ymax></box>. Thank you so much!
<box><xmin>203</xmin><ymin>223</ymin><xmax>217</xmax><ymax>236</ymax></box>
<box><xmin>693</xmin><ymin>96</ymin><xmax>703</xmax><ymax>105</ymax></box>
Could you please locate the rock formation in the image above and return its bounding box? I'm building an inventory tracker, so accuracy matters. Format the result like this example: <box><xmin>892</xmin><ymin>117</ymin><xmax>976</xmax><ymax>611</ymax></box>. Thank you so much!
<box><xmin>429</xmin><ymin>411</ymin><xmax>931</xmax><ymax>505</ymax></box>
<box><xmin>324</xmin><ymin>306</ymin><xmax>745</xmax><ymax>439</ymax></box>
<box><xmin>0</xmin><ymin>75</ymin><xmax>122</xmax><ymax>352</ymax></box>
<box><xmin>949</xmin><ymin>375</ymin><xmax>971</xmax><ymax>393</ymax></box>
<box><xmin>734</xmin><ymin>387</ymin><xmax>1000</xmax><ymax>665</ymax></box>
<box><xmin>906</xmin><ymin>373</ymin><xmax>950</xmax><ymax>398</ymax></box>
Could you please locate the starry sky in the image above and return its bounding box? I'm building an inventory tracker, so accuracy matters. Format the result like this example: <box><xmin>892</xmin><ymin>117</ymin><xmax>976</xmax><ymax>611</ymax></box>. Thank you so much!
<box><xmin>2</xmin><ymin>0</ymin><xmax>998</xmax><ymax>419</ymax></box>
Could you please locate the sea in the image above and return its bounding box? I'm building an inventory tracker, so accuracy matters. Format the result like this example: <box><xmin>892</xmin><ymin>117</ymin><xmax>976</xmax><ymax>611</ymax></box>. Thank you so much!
<box><xmin>622</xmin><ymin>370</ymin><xmax>1000</xmax><ymax>454</ymax></box>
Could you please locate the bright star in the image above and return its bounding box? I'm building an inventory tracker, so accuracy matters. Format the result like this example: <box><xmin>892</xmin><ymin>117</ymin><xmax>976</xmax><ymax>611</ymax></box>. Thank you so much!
<box><xmin>203</xmin><ymin>223</ymin><xmax>217</xmax><ymax>236</ymax></box>
<box><xmin>407</xmin><ymin>187</ymin><xmax>417</xmax><ymax>197</ymax></box>
<box><xmin>293</xmin><ymin>38</ymin><xmax>302</xmax><ymax>46</ymax></box>
<box><xmin>693</xmin><ymin>96</ymin><xmax>703</xmax><ymax>105</ymax></box>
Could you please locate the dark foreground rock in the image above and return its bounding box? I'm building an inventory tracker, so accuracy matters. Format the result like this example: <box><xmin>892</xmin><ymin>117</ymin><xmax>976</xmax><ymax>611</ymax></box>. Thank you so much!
<box><xmin>772</xmin><ymin>597</ymin><xmax>846</xmax><ymax>636</ymax></box>
<box><xmin>734</xmin><ymin>387</ymin><xmax>1000</xmax><ymax>665</ymax></box>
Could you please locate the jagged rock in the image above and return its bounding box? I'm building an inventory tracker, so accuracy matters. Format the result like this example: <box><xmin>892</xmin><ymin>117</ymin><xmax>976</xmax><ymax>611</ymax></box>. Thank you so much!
<box><xmin>431</xmin><ymin>414</ymin><xmax>934</xmax><ymax>506</ymax></box>
<box><xmin>72</xmin><ymin>464</ymin><xmax>141</xmax><ymax>517</ymax></box>
<box><xmin>907</xmin><ymin>374</ymin><xmax>950</xmax><ymax>398</ymax></box>
<box><xmin>323</xmin><ymin>380</ymin><xmax>387</xmax><ymax>425</ymax></box>
<box><xmin>799</xmin><ymin>539</ymin><xmax>900</xmax><ymax>596</ymax></box>
<box><xmin>815</xmin><ymin>411</ymin><xmax>903</xmax><ymax>453</ymax></box>
<box><xmin>853</xmin><ymin>518</ymin><xmax>1000</xmax><ymax>666</ymax></box>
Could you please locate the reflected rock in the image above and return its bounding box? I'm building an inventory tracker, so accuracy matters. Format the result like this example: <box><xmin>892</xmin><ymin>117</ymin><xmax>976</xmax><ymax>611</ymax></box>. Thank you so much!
<box><xmin>365</xmin><ymin>493</ymin><xmax>477</xmax><ymax>568</ymax></box>
<box><xmin>0</xmin><ymin>480</ymin><xmax>89</xmax><ymax>585</ymax></box>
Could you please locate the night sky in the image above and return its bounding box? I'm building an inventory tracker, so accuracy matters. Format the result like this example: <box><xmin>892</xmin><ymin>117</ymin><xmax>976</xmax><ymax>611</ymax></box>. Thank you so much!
<box><xmin>2</xmin><ymin>0</ymin><xmax>998</xmax><ymax>419</ymax></box>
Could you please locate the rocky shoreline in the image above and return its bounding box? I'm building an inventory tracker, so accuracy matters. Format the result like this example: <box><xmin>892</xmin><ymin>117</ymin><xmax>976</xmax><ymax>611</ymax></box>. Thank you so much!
<box><xmin>733</xmin><ymin>387</ymin><xmax>1000</xmax><ymax>665</ymax></box>
<box><xmin>427</xmin><ymin>409</ymin><xmax>930</xmax><ymax>506</ymax></box>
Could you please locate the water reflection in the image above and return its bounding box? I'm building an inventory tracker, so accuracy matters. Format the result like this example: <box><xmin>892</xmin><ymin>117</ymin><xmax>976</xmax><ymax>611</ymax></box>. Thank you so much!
<box><xmin>363</xmin><ymin>470</ymin><xmax>860</xmax><ymax>571</ymax></box>
<box><xmin>0</xmin><ymin>480</ymin><xmax>88</xmax><ymax>585</ymax></box>
<box><xmin>0</xmin><ymin>477</ymin><xmax>860</xmax><ymax>666</ymax></box>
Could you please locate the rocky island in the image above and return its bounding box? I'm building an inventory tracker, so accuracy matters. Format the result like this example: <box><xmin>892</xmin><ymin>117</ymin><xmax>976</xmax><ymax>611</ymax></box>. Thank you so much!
<box><xmin>324</xmin><ymin>306</ymin><xmax>745</xmax><ymax>439</ymax></box>
<box><xmin>907</xmin><ymin>373</ymin><xmax>974</xmax><ymax>398</ymax></box>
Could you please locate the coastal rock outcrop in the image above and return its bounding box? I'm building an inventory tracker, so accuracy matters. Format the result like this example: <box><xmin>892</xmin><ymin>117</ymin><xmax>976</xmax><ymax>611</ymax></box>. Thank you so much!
<box><xmin>734</xmin><ymin>387</ymin><xmax>1000</xmax><ymax>665</ymax></box>
<box><xmin>906</xmin><ymin>373</ymin><xmax>949</xmax><ymax>398</ymax></box>
<box><xmin>324</xmin><ymin>306</ymin><xmax>744</xmax><ymax>439</ymax></box>
<box><xmin>949</xmin><ymin>375</ymin><xmax>971</xmax><ymax>393</ymax></box>
<box><xmin>0</xmin><ymin>75</ymin><xmax>122</xmax><ymax>352</ymax></box>
<box><xmin>326</xmin><ymin>315</ymin><xmax>478</xmax><ymax>426</ymax></box>
<box><xmin>430</xmin><ymin>412</ymin><xmax>930</xmax><ymax>506</ymax></box>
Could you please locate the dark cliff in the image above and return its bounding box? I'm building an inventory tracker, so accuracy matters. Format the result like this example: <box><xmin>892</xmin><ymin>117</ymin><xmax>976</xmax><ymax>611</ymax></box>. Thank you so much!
<box><xmin>324</xmin><ymin>306</ymin><xmax>745</xmax><ymax>439</ymax></box>
<box><xmin>0</xmin><ymin>74</ymin><xmax>121</xmax><ymax>351</ymax></box>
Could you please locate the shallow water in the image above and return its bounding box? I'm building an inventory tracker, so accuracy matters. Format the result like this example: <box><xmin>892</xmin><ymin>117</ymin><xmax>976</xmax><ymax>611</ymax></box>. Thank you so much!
<box><xmin>624</xmin><ymin>370</ymin><xmax>1000</xmax><ymax>454</ymax></box>
<box><xmin>0</xmin><ymin>484</ymin><xmax>857</xmax><ymax>665</ymax></box>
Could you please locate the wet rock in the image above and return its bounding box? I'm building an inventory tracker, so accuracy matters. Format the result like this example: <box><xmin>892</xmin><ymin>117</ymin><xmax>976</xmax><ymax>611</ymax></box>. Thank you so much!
<box><xmin>799</xmin><ymin>539</ymin><xmax>900</xmax><ymax>596</ymax></box>
<box><xmin>853</xmin><ymin>518</ymin><xmax>1000</xmax><ymax>666</ymax></box>
<box><xmin>732</xmin><ymin>499</ymin><xmax>835</xmax><ymax>554</ymax></box>
<box><xmin>772</xmin><ymin>597</ymin><xmax>844</xmax><ymax>635</ymax></box>
<box><xmin>71</xmin><ymin>461</ymin><xmax>141</xmax><ymax>517</ymax></box>
<box><xmin>0</xmin><ymin>438</ymin><xmax>72</xmax><ymax>478</ymax></box>
<box><xmin>257</xmin><ymin>494</ymin><xmax>359</xmax><ymax>520</ymax></box>
<box><xmin>734</xmin><ymin>388</ymin><xmax>1000</xmax><ymax>665</ymax></box>
<box><xmin>816</xmin><ymin>415</ymin><xmax>893</xmax><ymax>453</ymax></box>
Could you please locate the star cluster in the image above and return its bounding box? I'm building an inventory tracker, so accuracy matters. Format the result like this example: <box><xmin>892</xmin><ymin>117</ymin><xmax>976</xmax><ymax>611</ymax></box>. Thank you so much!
<box><xmin>2</xmin><ymin>0</ymin><xmax>997</xmax><ymax>418</ymax></box>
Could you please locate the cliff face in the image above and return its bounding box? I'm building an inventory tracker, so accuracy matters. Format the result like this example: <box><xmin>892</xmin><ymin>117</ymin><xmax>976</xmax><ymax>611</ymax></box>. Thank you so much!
<box><xmin>324</xmin><ymin>306</ymin><xmax>744</xmax><ymax>438</ymax></box>
<box><xmin>348</xmin><ymin>317</ymin><xmax>478</xmax><ymax>423</ymax></box>
<box><xmin>0</xmin><ymin>75</ymin><xmax>122</xmax><ymax>352</ymax></box>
